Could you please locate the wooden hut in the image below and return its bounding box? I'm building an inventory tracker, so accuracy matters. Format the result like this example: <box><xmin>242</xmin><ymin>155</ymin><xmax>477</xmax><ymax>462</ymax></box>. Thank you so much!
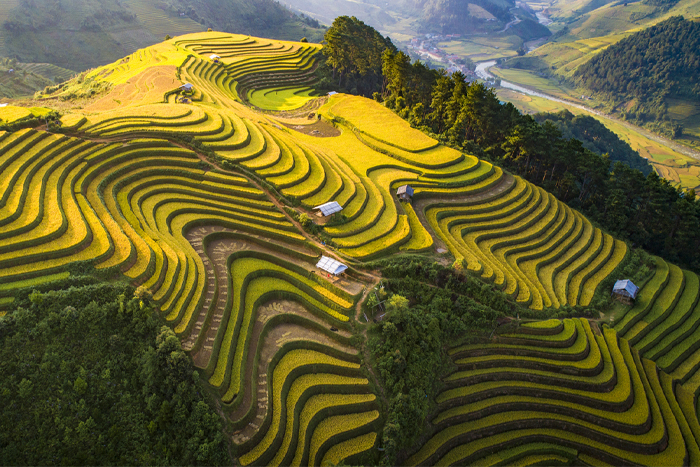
<box><xmin>397</xmin><ymin>185</ymin><xmax>414</xmax><ymax>202</ymax></box>
<box><xmin>612</xmin><ymin>280</ymin><xmax>639</xmax><ymax>305</ymax></box>
<box><xmin>313</xmin><ymin>201</ymin><xmax>343</xmax><ymax>218</ymax></box>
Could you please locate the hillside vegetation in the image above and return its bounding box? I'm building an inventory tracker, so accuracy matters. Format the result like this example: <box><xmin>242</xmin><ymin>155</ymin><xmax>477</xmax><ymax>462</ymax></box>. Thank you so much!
<box><xmin>0</xmin><ymin>0</ymin><xmax>324</xmax><ymax>75</ymax></box>
<box><xmin>574</xmin><ymin>16</ymin><xmax>700</xmax><ymax>133</ymax></box>
<box><xmin>533</xmin><ymin>110</ymin><xmax>653</xmax><ymax>174</ymax></box>
<box><xmin>4</xmin><ymin>21</ymin><xmax>700</xmax><ymax>466</ymax></box>
<box><xmin>0</xmin><ymin>282</ymin><xmax>228</xmax><ymax>465</ymax></box>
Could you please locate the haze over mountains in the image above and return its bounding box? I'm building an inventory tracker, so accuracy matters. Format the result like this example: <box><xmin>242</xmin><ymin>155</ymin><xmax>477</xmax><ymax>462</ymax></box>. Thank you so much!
<box><xmin>0</xmin><ymin>0</ymin><xmax>324</xmax><ymax>72</ymax></box>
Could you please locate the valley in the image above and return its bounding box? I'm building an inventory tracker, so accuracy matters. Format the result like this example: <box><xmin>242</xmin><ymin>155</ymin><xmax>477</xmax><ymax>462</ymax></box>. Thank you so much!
<box><xmin>2</xmin><ymin>26</ymin><xmax>700</xmax><ymax>465</ymax></box>
<box><xmin>477</xmin><ymin>61</ymin><xmax>700</xmax><ymax>190</ymax></box>
<box><xmin>1</xmin><ymin>1</ymin><xmax>700</xmax><ymax>465</ymax></box>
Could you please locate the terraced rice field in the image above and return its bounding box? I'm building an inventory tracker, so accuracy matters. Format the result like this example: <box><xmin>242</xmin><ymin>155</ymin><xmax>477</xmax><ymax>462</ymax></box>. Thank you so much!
<box><xmin>614</xmin><ymin>259</ymin><xmax>700</xmax><ymax>398</ymax></box>
<box><xmin>16</xmin><ymin>63</ymin><xmax>76</xmax><ymax>82</ymax></box>
<box><xmin>423</xmin><ymin>175</ymin><xmax>627</xmax><ymax>310</ymax></box>
<box><xmin>5</xmin><ymin>31</ymin><xmax>700</xmax><ymax>465</ymax></box>
<box><xmin>408</xmin><ymin>319</ymin><xmax>700</xmax><ymax>466</ymax></box>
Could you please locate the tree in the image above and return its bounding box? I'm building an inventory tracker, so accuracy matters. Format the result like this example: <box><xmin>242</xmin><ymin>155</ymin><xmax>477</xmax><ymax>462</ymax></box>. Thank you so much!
<box><xmin>321</xmin><ymin>16</ymin><xmax>395</xmax><ymax>94</ymax></box>
<box><xmin>673</xmin><ymin>123</ymin><xmax>684</xmax><ymax>138</ymax></box>
<box><xmin>0</xmin><ymin>284</ymin><xmax>230</xmax><ymax>465</ymax></box>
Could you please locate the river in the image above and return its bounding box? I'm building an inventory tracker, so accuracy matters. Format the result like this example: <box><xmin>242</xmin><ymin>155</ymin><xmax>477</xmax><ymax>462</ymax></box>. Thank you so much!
<box><xmin>474</xmin><ymin>61</ymin><xmax>700</xmax><ymax>161</ymax></box>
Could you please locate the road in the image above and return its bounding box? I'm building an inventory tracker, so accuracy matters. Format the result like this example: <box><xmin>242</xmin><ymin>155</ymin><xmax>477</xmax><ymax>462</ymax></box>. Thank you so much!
<box><xmin>475</xmin><ymin>61</ymin><xmax>700</xmax><ymax>161</ymax></box>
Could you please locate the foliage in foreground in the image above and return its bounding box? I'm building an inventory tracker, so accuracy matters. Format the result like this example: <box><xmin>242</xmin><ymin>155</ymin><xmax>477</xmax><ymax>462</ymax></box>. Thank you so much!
<box><xmin>367</xmin><ymin>256</ymin><xmax>515</xmax><ymax>465</ymax></box>
<box><xmin>0</xmin><ymin>283</ymin><xmax>230</xmax><ymax>466</ymax></box>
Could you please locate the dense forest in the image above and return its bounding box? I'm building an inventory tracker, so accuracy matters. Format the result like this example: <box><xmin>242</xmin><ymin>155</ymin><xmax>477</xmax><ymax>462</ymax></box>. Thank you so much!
<box><xmin>313</xmin><ymin>16</ymin><xmax>700</xmax><ymax>272</ymax></box>
<box><xmin>0</xmin><ymin>281</ymin><xmax>230</xmax><ymax>465</ymax></box>
<box><xmin>534</xmin><ymin>110</ymin><xmax>653</xmax><ymax>174</ymax></box>
<box><xmin>575</xmin><ymin>16</ymin><xmax>700</xmax><ymax>131</ymax></box>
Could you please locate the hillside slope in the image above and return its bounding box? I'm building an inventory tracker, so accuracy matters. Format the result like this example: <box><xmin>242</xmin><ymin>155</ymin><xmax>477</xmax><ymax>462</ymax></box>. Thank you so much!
<box><xmin>284</xmin><ymin>0</ymin><xmax>526</xmax><ymax>37</ymax></box>
<box><xmin>574</xmin><ymin>16</ymin><xmax>700</xmax><ymax>130</ymax></box>
<box><xmin>0</xmin><ymin>0</ymin><xmax>324</xmax><ymax>74</ymax></box>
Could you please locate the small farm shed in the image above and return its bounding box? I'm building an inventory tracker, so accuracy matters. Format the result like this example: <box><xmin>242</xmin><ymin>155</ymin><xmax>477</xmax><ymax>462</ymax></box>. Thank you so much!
<box><xmin>316</xmin><ymin>256</ymin><xmax>348</xmax><ymax>276</ymax></box>
<box><xmin>210</xmin><ymin>54</ymin><xmax>221</xmax><ymax>63</ymax></box>
<box><xmin>327</xmin><ymin>91</ymin><xmax>338</xmax><ymax>96</ymax></box>
<box><xmin>397</xmin><ymin>185</ymin><xmax>414</xmax><ymax>202</ymax></box>
<box><xmin>313</xmin><ymin>201</ymin><xmax>342</xmax><ymax>217</ymax></box>
<box><xmin>180</xmin><ymin>83</ymin><xmax>194</xmax><ymax>92</ymax></box>
<box><xmin>612</xmin><ymin>280</ymin><xmax>639</xmax><ymax>304</ymax></box>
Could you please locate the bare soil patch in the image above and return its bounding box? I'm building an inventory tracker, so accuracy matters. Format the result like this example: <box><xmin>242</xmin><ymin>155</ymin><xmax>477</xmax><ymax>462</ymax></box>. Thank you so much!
<box><xmin>85</xmin><ymin>65</ymin><xmax>178</xmax><ymax>112</ymax></box>
<box><xmin>282</xmin><ymin>119</ymin><xmax>341</xmax><ymax>138</ymax></box>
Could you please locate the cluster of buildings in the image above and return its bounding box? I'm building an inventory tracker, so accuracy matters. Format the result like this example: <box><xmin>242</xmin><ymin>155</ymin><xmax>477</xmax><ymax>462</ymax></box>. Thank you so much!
<box><xmin>406</xmin><ymin>35</ymin><xmax>477</xmax><ymax>78</ymax></box>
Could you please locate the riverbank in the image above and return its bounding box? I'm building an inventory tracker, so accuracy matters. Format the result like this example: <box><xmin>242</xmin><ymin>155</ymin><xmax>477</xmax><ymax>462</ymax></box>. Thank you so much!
<box><xmin>477</xmin><ymin>61</ymin><xmax>700</xmax><ymax>190</ymax></box>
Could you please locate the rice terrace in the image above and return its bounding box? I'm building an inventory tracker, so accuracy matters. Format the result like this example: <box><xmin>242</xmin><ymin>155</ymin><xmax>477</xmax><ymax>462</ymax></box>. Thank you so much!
<box><xmin>3</xmin><ymin>29</ymin><xmax>700</xmax><ymax>466</ymax></box>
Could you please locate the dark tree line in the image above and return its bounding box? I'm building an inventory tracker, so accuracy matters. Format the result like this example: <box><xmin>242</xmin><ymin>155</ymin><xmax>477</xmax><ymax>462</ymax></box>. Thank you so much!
<box><xmin>575</xmin><ymin>16</ymin><xmax>700</xmax><ymax>130</ymax></box>
<box><xmin>534</xmin><ymin>110</ymin><xmax>653</xmax><ymax>175</ymax></box>
<box><xmin>0</xmin><ymin>283</ymin><xmax>230</xmax><ymax>466</ymax></box>
<box><xmin>318</xmin><ymin>16</ymin><xmax>396</xmax><ymax>97</ymax></box>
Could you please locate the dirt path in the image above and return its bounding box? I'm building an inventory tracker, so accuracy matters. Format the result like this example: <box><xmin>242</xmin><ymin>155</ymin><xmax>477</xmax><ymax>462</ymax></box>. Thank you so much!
<box><xmin>281</xmin><ymin>119</ymin><xmax>340</xmax><ymax>137</ymax></box>
<box><xmin>66</xmin><ymin>130</ymin><xmax>374</xmax><ymax>282</ymax></box>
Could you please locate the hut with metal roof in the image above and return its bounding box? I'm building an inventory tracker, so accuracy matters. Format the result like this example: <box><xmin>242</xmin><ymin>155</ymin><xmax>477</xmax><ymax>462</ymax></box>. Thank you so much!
<box><xmin>612</xmin><ymin>280</ymin><xmax>639</xmax><ymax>304</ymax></box>
<box><xmin>179</xmin><ymin>83</ymin><xmax>194</xmax><ymax>92</ymax></box>
<box><xmin>209</xmin><ymin>54</ymin><xmax>221</xmax><ymax>63</ymax></box>
<box><xmin>397</xmin><ymin>185</ymin><xmax>414</xmax><ymax>202</ymax></box>
<box><xmin>313</xmin><ymin>201</ymin><xmax>343</xmax><ymax>217</ymax></box>
<box><xmin>316</xmin><ymin>256</ymin><xmax>348</xmax><ymax>276</ymax></box>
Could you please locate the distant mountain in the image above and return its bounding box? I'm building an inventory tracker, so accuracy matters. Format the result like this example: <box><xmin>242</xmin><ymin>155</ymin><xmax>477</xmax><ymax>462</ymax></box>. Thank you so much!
<box><xmin>284</xmin><ymin>0</ymin><xmax>526</xmax><ymax>35</ymax></box>
<box><xmin>0</xmin><ymin>0</ymin><xmax>324</xmax><ymax>75</ymax></box>
<box><xmin>534</xmin><ymin>109</ymin><xmax>653</xmax><ymax>174</ymax></box>
<box><xmin>416</xmin><ymin>0</ymin><xmax>515</xmax><ymax>31</ymax></box>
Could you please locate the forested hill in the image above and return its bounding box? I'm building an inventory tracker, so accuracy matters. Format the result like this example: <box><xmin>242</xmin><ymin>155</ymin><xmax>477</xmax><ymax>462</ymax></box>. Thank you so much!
<box><xmin>1</xmin><ymin>0</ymin><xmax>323</xmax><ymax>74</ymax></box>
<box><xmin>574</xmin><ymin>16</ymin><xmax>700</xmax><ymax>129</ymax></box>
<box><xmin>534</xmin><ymin>110</ymin><xmax>653</xmax><ymax>174</ymax></box>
